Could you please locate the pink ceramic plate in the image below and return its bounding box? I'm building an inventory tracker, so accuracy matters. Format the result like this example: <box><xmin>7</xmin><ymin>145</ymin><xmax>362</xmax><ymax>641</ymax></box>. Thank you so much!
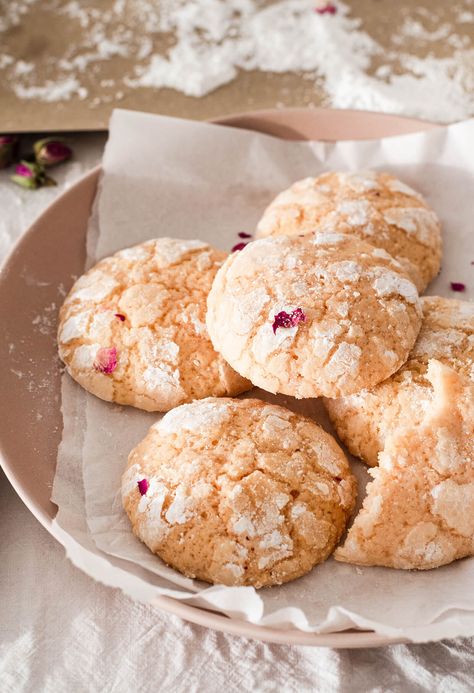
<box><xmin>0</xmin><ymin>108</ymin><xmax>437</xmax><ymax>647</ymax></box>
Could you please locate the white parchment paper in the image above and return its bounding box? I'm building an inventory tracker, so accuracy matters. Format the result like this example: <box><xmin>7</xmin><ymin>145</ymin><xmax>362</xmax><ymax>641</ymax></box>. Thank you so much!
<box><xmin>53</xmin><ymin>110</ymin><xmax>474</xmax><ymax>641</ymax></box>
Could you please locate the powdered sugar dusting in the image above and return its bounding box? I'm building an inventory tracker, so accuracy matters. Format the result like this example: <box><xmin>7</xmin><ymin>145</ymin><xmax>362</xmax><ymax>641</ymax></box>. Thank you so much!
<box><xmin>431</xmin><ymin>480</ymin><xmax>474</xmax><ymax>537</ymax></box>
<box><xmin>177</xmin><ymin>305</ymin><xmax>207</xmax><ymax>336</ymax></box>
<box><xmin>71</xmin><ymin>273</ymin><xmax>119</xmax><ymax>303</ymax></box>
<box><xmin>382</xmin><ymin>207</ymin><xmax>440</xmax><ymax>246</ymax></box>
<box><xmin>139</xmin><ymin>337</ymin><xmax>184</xmax><ymax>399</ymax></box>
<box><xmin>1</xmin><ymin>1</ymin><xmax>473</xmax><ymax>122</ymax></box>
<box><xmin>432</xmin><ymin>429</ymin><xmax>465</xmax><ymax>474</ymax></box>
<box><xmin>262</xmin><ymin>414</ymin><xmax>292</xmax><ymax>434</ymax></box>
<box><xmin>71</xmin><ymin>343</ymin><xmax>100</xmax><ymax>370</ymax></box>
<box><xmin>14</xmin><ymin>77</ymin><xmax>87</xmax><ymax>102</ymax></box>
<box><xmin>312</xmin><ymin>232</ymin><xmax>347</xmax><ymax>246</ymax></box>
<box><xmin>88</xmin><ymin>310</ymin><xmax>116</xmax><ymax>340</ymax></box>
<box><xmin>142</xmin><ymin>363</ymin><xmax>181</xmax><ymax>396</ymax></box>
<box><xmin>157</xmin><ymin>399</ymin><xmax>232</xmax><ymax>434</ymax></box>
<box><xmin>139</xmin><ymin>332</ymin><xmax>179</xmax><ymax>366</ymax></box>
<box><xmin>136</xmin><ymin>479</ymin><xmax>170</xmax><ymax>547</ymax></box>
<box><xmin>386</xmin><ymin>178</ymin><xmax>423</xmax><ymax>200</ymax></box>
<box><xmin>228</xmin><ymin>287</ymin><xmax>271</xmax><ymax>336</ymax></box>
<box><xmin>252</xmin><ymin>320</ymin><xmax>298</xmax><ymax>362</ymax></box>
<box><xmin>265</xmin><ymin>177</ymin><xmax>329</xmax><ymax>210</ymax></box>
<box><xmin>258</xmin><ymin>535</ymin><xmax>293</xmax><ymax>570</ymax></box>
<box><xmin>165</xmin><ymin>484</ymin><xmax>195</xmax><ymax>525</ymax></box>
<box><xmin>455</xmin><ymin>302</ymin><xmax>474</xmax><ymax>319</ymax></box>
<box><xmin>232</xmin><ymin>516</ymin><xmax>256</xmax><ymax>538</ymax></box>
<box><xmin>371</xmin><ymin>248</ymin><xmax>394</xmax><ymax>262</ymax></box>
<box><xmin>121</xmin><ymin>463</ymin><xmax>142</xmax><ymax>499</ymax></box>
<box><xmin>336</xmin><ymin>199</ymin><xmax>371</xmax><ymax>227</ymax></box>
<box><xmin>338</xmin><ymin>171</ymin><xmax>379</xmax><ymax>192</ymax></box>
<box><xmin>259</xmin><ymin>530</ymin><xmax>286</xmax><ymax>549</ymax></box>
<box><xmin>59</xmin><ymin>311</ymin><xmax>91</xmax><ymax>343</ymax></box>
<box><xmin>291</xmin><ymin>503</ymin><xmax>307</xmax><ymax>519</ymax></box>
<box><xmin>154</xmin><ymin>238</ymin><xmax>209</xmax><ymax>268</ymax></box>
<box><xmin>223</xmin><ymin>563</ymin><xmax>244</xmax><ymax>579</ymax></box>
<box><xmin>310</xmin><ymin>320</ymin><xmax>344</xmax><ymax>361</ymax></box>
<box><xmin>399</xmin><ymin>523</ymin><xmax>451</xmax><ymax>566</ymax></box>
<box><xmin>326</xmin><ymin>342</ymin><xmax>362</xmax><ymax>380</ymax></box>
<box><xmin>116</xmin><ymin>245</ymin><xmax>150</xmax><ymax>262</ymax></box>
<box><xmin>373</xmin><ymin>269</ymin><xmax>419</xmax><ymax>304</ymax></box>
<box><xmin>331</xmin><ymin>260</ymin><xmax>362</xmax><ymax>283</ymax></box>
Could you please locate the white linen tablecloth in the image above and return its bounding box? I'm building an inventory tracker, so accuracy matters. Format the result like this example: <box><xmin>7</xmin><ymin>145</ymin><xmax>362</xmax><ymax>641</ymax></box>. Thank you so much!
<box><xmin>1</xmin><ymin>133</ymin><xmax>473</xmax><ymax>693</ymax></box>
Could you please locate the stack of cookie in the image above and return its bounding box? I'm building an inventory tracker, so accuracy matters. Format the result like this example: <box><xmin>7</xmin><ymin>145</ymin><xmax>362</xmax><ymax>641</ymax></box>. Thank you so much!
<box><xmin>58</xmin><ymin>170</ymin><xmax>474</xmax><ymax>588</ymax></box>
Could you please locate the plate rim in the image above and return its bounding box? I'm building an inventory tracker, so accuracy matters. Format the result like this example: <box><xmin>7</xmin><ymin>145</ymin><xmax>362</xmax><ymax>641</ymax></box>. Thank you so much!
<box><xmin>0</xmin><ymin>107</ymin><xmax>440</xmax><ymax>648</ymax></box>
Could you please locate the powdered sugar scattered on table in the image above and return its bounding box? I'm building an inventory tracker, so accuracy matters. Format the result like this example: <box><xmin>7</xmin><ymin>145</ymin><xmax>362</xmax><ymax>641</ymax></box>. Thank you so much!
<box><xmin>1</xmin><ymin>0</ymin><xmax>473</xmax><ymax>121</ymax></box>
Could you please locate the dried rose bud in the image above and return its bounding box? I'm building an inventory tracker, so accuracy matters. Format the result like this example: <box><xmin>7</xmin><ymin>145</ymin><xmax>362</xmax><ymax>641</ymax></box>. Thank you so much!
<box><xmin>15</xmin><ymin>162</ymin><xmax>35</xmax><ymax>178</ymax></box>
<box><xmin>94</xmin><ymin>346</ymin><xmax>118</xmax><ymax>374</ymax></box>
<box><xmin>272</xmin><ymin>308</ymin><xmax>307</xmax><ymax>334</ymax></box>
<box><xmin>34</xmin><ymin>137</ymin><xmax>72</xmax><ymax>167</ymax></box>
<box><xmin>11</xmin><ymin>161</ymin><xmax>48</xmax><ymax>190</ymax></box>
<box><xmin>137</xmin><ymin>479</ymin><xmax>149</xmax><ymax>496</ymax></box>
<box><xmin>0</xmin><ymin>135</ymin><xmax>19</xmax><ymax>169</ymax></box>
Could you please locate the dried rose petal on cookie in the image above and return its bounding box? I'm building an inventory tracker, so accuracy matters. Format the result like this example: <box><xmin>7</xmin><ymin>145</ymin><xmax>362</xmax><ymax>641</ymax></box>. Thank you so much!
<box><xmin>94</xmin><ymin>347</ymin><xmax>117</xmax><ymax>374</ymax></box>
<box><xmin>137</xmin><ymin>478</ymin><xmax>149</xmax><ymax>495</ymax></box>
<box><xmin>272</xmin><ymin>308</ymin><xmax>306</xmax><ymax>334</ymax></box>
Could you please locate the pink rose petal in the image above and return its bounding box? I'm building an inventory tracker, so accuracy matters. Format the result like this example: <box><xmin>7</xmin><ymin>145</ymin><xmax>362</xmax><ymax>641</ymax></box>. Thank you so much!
<box><xmin>15</xmin><ymin>163</ymin><xmax>34</xmax><ymax>178</ymax></box>
<box><xmin>315</xmin><ymin>3</ymin><xmax>337</xmax><ymax>15</ymax></box>
<box><xmin>272</xmin><ymin>308</ymin><xmax>307</xmax><ymax>334</ymax></box>
<box><xmin>94</xmin><ymin>346</ymin><xmax>117</xmax><ymax>374</ymax></box>
<box><xmin>137</xmin><ymin>478</ymin><xmax>149</xmax><ymax>496</ymax></box>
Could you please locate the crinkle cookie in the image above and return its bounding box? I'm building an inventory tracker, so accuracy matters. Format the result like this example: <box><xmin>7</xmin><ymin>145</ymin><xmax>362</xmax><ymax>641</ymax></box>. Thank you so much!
<box><xmin>256</xmin><ymin>170</ymin><xmax>442</xmax><ymax>291</ymax></box>
<box><xmin>122</xmin><ymin>397</ymin><xmax>357</xmax><ymax>588</ymax></box>
<box><xmin>325</xmin><ymin>297</ymin><xmax>474</xmax><ymax>466</ymax></box>
<box><xmin>58</xmin><ymin>238</ymin><xmax>250</xmax><ymax>412</ymax></box>
<box><xmin>335</xmin><ymin>361</ymin><xmax>474</xmax><ymax>570</ymax></box>
<box><xmin>206</xmin><ymin>233</ymin><xmax>422</xmax><ymax>399</ymax></box>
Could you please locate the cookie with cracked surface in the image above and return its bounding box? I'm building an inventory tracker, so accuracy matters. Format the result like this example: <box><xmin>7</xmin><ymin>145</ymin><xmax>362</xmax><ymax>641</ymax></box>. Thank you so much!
<box><xmin>206</xmin><ymin>233</ymin><xmax>422</xmax><ymax>399</ymax></box>
<box><xmin>57</xmin><ymin>238</ymin><xmax>250</xmax><ymax>411</ymax></box>
<box><xmin>335</xmin><ymin>361</ymin><xmax>474</xmax><ymax>570</ymax></box>
<box><xmin>256</xmin><ymin>171</ymin><xmax>442</xmax><ymax>292</ymax></box>
<box><xmin>122</xmin><ymin>397</ymin><xmax>357</xmax><ymax>587</ymax></box>
<box><xmin>325</xmin><ymin>297</ymin><xmax>474</xmax><ymax>466</ymax></box>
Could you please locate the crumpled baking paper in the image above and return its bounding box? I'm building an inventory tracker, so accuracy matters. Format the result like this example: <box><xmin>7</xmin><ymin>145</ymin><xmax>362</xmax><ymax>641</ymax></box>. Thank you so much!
<box><xmin>52</xmin><ymin>109</ymin><xmax>474</xmax><ymax>642</ymax></box>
